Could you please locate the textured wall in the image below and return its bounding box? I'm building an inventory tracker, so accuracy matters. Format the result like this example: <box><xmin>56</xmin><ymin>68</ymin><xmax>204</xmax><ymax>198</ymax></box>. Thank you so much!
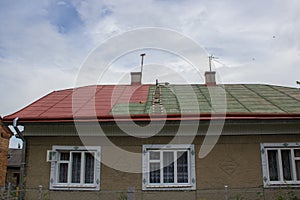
<box><xmin>23</xmin><ymin>134</ymin><xmax>300</xmax><ymax>200</ymax></box>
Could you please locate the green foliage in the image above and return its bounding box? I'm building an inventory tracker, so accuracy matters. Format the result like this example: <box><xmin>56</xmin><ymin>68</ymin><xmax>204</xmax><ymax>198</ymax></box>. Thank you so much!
<box><xmin>42</xmin><ymin>190</ymin><xmax>50</xmax><ymax>200</ymax></box>
<box><xmin>275</xmin><ymin>190</ymin><xmax>298</xmax><ymax>200</ymax></box>
<box><xmin>118</xmin><ymin>192</ymin><xmax>127</xmax><ymax>200</ymax></box>
<box><xmin>255</xmin><ymin>191</ymin><xmax>263</xmax><ymax>200</ymax></box>
<box><xmin>229</xmin><ymin>194</ymin><xmax>245</xmax><ymax>200</ymax></box>
<box><xmin>229</xmin><ymin>188</ymin><xmax>299</xmax><ymax>200</ymax></box>
<box><xmin>229</xmin><ymin>191</ymin><xmax>263</xmax><ymax>200</ymax></box>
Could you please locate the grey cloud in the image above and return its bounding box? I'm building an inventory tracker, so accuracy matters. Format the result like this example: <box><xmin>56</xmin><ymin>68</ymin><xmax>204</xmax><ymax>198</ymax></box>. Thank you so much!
<box><xmin>1</xmin><ymin>0</ymin><xmax>300</xmax><ymax>113</ymax></box>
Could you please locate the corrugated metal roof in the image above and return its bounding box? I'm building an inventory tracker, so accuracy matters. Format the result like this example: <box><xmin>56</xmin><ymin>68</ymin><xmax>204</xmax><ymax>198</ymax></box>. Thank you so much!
<box><xmin>3</xmin><ymin>84</ymin><xmax>300</xmax><ymax>122</ymax></box>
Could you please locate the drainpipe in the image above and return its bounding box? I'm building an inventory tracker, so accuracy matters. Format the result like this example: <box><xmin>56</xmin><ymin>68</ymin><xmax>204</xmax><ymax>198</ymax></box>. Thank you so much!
<box><xmin>11</xmin><ymin>117</ymin><xmax>25</xmax><ymax>200</ymax></box>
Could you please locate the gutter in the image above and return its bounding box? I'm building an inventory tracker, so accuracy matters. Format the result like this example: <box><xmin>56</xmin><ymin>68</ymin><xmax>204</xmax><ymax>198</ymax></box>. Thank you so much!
<box><xmin>10</xmin><ymin>117</ymin><xmax>25</xmax><ymax>200</ymax></box>
<box><xmin>4</xmin><ymin>113</ymin><xmax>300</xmax><ymax>123</ymax></box>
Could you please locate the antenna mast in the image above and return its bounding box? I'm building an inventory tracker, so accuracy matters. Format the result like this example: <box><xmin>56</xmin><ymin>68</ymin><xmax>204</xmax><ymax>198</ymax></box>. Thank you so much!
<box><xmin>208</xmin><ymin>55</ymin><xmax>218</xmax><ymax>72</ymax></box>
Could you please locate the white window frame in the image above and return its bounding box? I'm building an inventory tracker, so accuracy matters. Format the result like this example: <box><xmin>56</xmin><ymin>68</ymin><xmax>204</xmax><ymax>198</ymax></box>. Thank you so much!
<box><xmin>261</xmin><ymin>143</ymin><xmax>300</xmax><ymax>188</ymax></box>
<box><xmin>142</xmin><ymin>144</ymin><xmax>196</xmax><ymax>190</ymax></box>
<box><xmin>49</xmin><ymin>146</ymin><xmax>101</xmax><ymax>190</ymax></box>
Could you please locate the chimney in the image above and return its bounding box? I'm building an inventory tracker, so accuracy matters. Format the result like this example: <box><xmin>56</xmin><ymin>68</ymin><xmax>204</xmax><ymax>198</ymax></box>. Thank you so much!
<box><xmin>130</xmin><ymin>53</ymin><xmax>145</xmax><ymax>85</ymax></box>
<box><xmin>131</xmin><ymin>72</ymin><xmax>142</xmax><ymax>85</ymax></box>
<box><xmin>205</xmin><ymin>71</ymin><xmax>216</xmax><ymax>86</ymax></box>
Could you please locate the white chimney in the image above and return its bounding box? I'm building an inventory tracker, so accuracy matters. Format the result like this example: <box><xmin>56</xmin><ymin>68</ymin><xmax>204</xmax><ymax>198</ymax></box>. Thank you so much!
<box><xmin>205</xmin><ymin>71</ymin><xmax>216</xmax><ymax>86</ymax></box>
<box><xmin>131</xmin><ymin>72</ymin><xmax>142</xmax><ymax>85</ymax></box>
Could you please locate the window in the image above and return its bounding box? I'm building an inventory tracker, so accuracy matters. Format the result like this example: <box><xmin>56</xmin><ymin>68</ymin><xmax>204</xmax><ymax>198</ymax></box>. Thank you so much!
<box><xmin>142</xmin><ymin>144</ymin><xmax>196</xmax><ymax>190</ymax></box>
<box><xmin>48</xmin><ymin>146</ymin><xmax>101</xmax><ymax>190</ymax></box>
<box><xmin>261</xmin><ymin>143</ymin><xmax>300</xmax><ymax>187</ymax></box>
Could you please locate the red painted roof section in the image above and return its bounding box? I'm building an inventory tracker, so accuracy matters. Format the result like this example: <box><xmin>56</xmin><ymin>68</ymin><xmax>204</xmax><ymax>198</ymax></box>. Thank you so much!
<box><xmin>4</xmin><ymin>85</ymin><xmax>150</xmax><ymax>122</ymax></box>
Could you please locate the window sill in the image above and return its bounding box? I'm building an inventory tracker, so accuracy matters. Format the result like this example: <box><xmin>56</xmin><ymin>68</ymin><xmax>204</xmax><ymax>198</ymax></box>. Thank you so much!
<box><xmin>50</xmin><ymin>184</ymin><xmax>99</xmax><ymax>191</ymax></box>
<box><xmin>264</xmin><ymin>183</ymin><xmax>300</xmax><ymax>188</ymax></box>
<box><xmin>143</xmin><ymin>184</ymin><xmax>195</xmax><ymax>191</ymax></box>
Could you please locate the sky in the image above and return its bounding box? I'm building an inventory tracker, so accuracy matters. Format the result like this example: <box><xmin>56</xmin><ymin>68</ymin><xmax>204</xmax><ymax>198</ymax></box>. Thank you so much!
<box><xmin>1</xmin><ymin>0</ymin><xmax>300</xmax><ymax>147</ymax></box>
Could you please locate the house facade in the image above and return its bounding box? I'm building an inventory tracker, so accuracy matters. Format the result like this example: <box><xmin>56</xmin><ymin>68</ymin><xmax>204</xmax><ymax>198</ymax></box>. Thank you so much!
<box><xmin>3</xmin><ymin>72</ymin><xmax>300</xmax><ymax>200</ymax></box>
<box><xmin>0</xmin><ymin>118</ymin><xmax>13</xmax><ymax>187</ymax></box>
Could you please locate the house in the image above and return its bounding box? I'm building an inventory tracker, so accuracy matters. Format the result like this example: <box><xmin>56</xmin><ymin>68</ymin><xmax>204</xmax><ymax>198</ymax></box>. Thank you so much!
<box><xmin>2</xmin><ymin>71</ymin><xmax>300</xmax><ymax>200</ymax></box>
<box><xmin>6</xmin><ymin>148</ymin><xmax>22</xmax><ymax>188</ymax></box>
<box><xmin>0</xmin><ymin>118</ymin><xmax>13</xmax><ymax>187</ymax></box>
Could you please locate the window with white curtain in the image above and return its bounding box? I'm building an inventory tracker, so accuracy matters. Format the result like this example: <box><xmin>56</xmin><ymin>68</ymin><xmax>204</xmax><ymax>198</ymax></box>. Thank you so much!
<box><xmin>261</xmin><ymin>143</ymin><xmax>300</xmax><ymax>187</ymax></box>
<box><xmin>142</xmin><ymin>144</ymin><xmax>196</xmax><ymax>190</ymax></box>
<box><xmin>48</xmin><ymin>146</ymin><xmax>101</xmax><ymax>190</ymax></box>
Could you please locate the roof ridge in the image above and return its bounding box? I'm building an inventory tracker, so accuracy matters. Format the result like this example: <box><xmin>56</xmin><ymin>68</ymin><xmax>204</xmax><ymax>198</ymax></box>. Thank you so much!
<box><xmin>242</xmin><ymin>84</ymin><xmax>288</xmax><ymax>113</ymax></box>
<box><xmin>222</xmin><ymin>83</ymin><xmax>297</xmax><ymax>88</ymax></box>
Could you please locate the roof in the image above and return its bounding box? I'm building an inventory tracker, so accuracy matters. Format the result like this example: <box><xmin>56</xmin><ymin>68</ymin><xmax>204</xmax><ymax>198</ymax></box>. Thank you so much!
<box><xmin>7</xmin><ymin>148</ymin><xmax>22</xmax><ymax>168</ymax></box>
<box><xmin>3</xmin><ymin>84</ymin><xmax>300</xmax><ymax>123</ymax></box>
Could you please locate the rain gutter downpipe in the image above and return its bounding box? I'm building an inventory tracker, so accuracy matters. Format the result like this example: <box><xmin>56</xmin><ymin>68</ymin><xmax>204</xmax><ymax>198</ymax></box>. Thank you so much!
<box><xmin>11</xmin><ymin>117</ymin><xmax>25</xmax><ymax>200</ymax></box>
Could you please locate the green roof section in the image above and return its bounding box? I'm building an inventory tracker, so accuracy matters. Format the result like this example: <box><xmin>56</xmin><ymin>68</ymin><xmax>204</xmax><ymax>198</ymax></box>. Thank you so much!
<box><xmin>110</xmin><ymin>84</ymin><xmax>300</xmax><ymax>115</ymax></box>
<box><xmin>110</xmin><ymin>103</ymin><xmax>147</xmax><ymax>115</ymax></box>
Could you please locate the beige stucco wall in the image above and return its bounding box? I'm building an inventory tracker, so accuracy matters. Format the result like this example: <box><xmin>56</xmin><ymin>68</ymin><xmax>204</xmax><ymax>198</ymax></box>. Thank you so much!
<box><xmin>23</xmin><ymin>133</ymin><xmax>300</xmax><ymax>200</ymax></box>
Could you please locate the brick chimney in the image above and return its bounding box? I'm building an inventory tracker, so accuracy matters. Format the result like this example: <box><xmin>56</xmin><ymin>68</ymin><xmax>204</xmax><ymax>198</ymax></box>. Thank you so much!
<box><xmin>131</xmin><ymin>72</ymin><xmax>142</xmax><ymax>85</ymax></box>
<box><xmin>205</xmin><ymin>71</ymin><xmax>216</xmax><ymax>86</ymax></box>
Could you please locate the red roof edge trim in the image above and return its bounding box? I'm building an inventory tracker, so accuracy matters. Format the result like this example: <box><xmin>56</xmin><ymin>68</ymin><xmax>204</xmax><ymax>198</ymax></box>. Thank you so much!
<box><xmin>3</xmin><ymin>113</ymin><xmax>300</xmax><ymax>123</ymax></box>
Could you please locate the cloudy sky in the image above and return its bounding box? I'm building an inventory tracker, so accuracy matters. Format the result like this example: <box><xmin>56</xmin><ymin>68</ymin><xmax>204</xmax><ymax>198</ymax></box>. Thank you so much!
<box><xmin>1</xmin><ymin>0</ymin><xmax>300</xmax><ymax>146</ymax></box>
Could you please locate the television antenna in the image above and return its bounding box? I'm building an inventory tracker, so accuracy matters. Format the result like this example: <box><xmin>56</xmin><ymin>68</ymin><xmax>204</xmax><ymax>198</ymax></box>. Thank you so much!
<box><xmin>208</xmin><ymin>55</ymin><xmax>218</xmax><ymax>72</ymax></box>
